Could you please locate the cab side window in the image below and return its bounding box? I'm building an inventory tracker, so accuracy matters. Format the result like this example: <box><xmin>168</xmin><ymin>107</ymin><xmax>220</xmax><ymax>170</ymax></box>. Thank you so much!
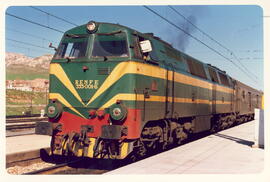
<box><xmin>138</xmin><ymin>36</ymin><xmax>150</xmax><ymax>60</ymax></box>
<box><xmin>133</xmin><ymin>36</ymin><xmax>143</xmax><ymax>59</ymax></box>
<box><xmin>135</xmin><ymin>35</ymin><xmax>159</xmax><ymax>64</ymax></box>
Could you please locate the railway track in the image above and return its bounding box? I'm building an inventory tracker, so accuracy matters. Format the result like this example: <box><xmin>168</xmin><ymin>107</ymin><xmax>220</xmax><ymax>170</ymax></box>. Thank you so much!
<box><xmin>6</xmin><ymin>121</ymin><xmax>253</xmax><ymax>175</ymax></box>
<box><xmin>7</xmin><ymin>148</ymin><xmax>114</xmax><ymax>175</ymax></box>
<box><xmin>6</xmin><ymin>116</ymin><xmax>47</xmax><ymax>123</ymax></box>
<box><xmin>24</xmin><ymin>159</ymin><xmax>108</xmax><ymax>174</ymax></box>
<box><xmin>6</xmin><ymin>122</ymin><xmax>36</xmax><ymax>130</ymax></box>
<box><xmin>6</xmin><ymin>148</ymin><xmax>50</xmax><ymax>168</ymax></box>
<box><xmin>24</xmin><ymin>160</ymin><xmax>81</xmax><ymax>175</ymax></box>
<box><xmin>6</xmin><ymin>116</ymin><xmax>48</xmax><ymax>131</ymax></box>
<box><xmin>6</xmin><ymin>130</ymin><xmax>36</xmax><ymax>137</ymax></box>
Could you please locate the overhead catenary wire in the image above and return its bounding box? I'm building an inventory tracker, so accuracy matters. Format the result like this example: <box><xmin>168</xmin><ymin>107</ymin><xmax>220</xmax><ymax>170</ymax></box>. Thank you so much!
<box><xmin>168</xmin><ymin>5</ymin><xmax>259</xmax><ymax>80</ymax></box>
<box><xmin>6</xmin><ymin>28</ymin><xmax>59</xmax><ymax>45</ymax></box>
<box><xmin>143</xmin><ymin>5</ymin><xmax>257</xmax><ymax>83</ymax></box>
<box><xmin>168</xmin><ymin>6</ymin><xmax>235</xmax><ymax>54</ymax></box>
<box><xmin>9</xmin><ymin>53</ymin><xmax>35</xmax><ymax>58</ymax></box>
<box><xmin>6</xmin><ymin>38</ymin><xmax>54</xmax><ymax>51</ymax></box>
<box><xmin>7</xmin><ymin>43</ymin><xmax>55</xmax><ymax>59</ymax></box>
<box><xmin>6</xmin><ymin>49</ymin><xmax>46</xmax><ymax>58</ymax></box>
<box><xmin>188</xmin><ymin>49</ymin><xmax>262</xmax><ymax>54</ymax></box>
<box><xmin>29</xmin><ymin>6</ymin><xmax>79</xmax><ymax>27</ymax></box>
<box><xmin>7</xmin><ymin>43</ymin><xmax>53</xmax><ymax>55</ymax></box>
<box><xmin>6</xmin><ymin>12</ymin><xmax>64</xmax><ymax>34</ymax></box>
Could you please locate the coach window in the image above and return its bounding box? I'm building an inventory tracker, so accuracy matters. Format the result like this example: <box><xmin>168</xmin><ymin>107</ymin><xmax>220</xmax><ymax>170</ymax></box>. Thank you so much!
<box><xmin>218</xmin><ymin>72</ymin><xmax>230</xmax><ymax>87</ymax></box>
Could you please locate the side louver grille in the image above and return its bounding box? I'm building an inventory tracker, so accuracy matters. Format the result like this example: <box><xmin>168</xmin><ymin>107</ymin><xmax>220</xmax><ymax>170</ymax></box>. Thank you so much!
<box><xmin>97</xmin><ymin>67</ymin><xmax>111</xmax><ymax>75</ymax></box>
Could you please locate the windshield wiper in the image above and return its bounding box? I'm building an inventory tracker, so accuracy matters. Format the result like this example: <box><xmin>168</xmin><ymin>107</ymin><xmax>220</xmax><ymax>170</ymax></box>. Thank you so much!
<box><xmin>65</xmin><ymin>34</ymin><xmax>88</xmax><ymax>38</ymax></box>
<box><xmin>65</xmin><ymin>56</ymin><xmax>75</xmax><ymax>62</ymax></box>
<box><xmin>97</xmin><ymin>30</ymin><xmax>122</xmax><ymax>36</ymax></box>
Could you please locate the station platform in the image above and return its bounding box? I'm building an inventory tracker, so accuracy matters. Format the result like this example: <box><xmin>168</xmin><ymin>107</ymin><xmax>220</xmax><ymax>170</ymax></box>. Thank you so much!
<box><xmin>106</xmin><ymin>120</ymin><xmax>264</xmax><ymax>174</ymax></box>
<box><xmin>6</xmin><ymin>129</ymin><xmax>35</xmax><ymax>137</ymax></box>
<box><xmin>6</xmin><ymin>134</ymin><xmax>51</xmax><ymax>167</ymax></box>
<box><xmin>6</xmin><ymin>134</ymin><xmax>51</xmax><ymax>155</ymax></box>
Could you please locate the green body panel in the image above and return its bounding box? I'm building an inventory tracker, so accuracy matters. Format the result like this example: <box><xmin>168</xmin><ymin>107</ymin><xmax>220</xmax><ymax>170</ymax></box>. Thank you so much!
<box><xmin>136</xmin><ymin>101</ymin><xmax>212</xmax><ymax>122</ymax></box>
<box><xmin>50</xmin><ymin>62</ymin><xmax>233</xmax><ymax>118</ymax></box>
<box><xmin>60</xmin><ymin>62</ymin><xmax>117</xmax><ymax>105</ymax></box>
<box><xmin>133</xmin><ymin>73</ymin><xmax>233</xmax><ymax>121</ymax></box>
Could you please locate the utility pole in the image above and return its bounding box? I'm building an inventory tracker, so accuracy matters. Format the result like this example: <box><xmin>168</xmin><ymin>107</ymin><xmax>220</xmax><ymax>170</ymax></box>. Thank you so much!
<box><xmin>30</xmin><ymin>86</ymin><xmax>35</xmax><ymax>115</ymax></box>
<box><xmin>44</xmin><ymin>80</ymin><xmax>49</xmax><ymax>105</ymax></box>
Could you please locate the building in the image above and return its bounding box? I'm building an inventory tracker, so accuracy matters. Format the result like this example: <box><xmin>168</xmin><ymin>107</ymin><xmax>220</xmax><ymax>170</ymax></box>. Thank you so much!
<box><xmin>6</xmin><ymin>79</ymin><xmax>49</xmax><ymax>92</ymax></box>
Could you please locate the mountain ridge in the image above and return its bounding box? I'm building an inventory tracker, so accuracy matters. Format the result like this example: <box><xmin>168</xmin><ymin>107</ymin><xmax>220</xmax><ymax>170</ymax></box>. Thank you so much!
<box><xmin>5</xmin><ymin>52</ymin><xmax>52</xmax><ymax>69</ymax></box>
<box><xmin>6</xmin><ymin>52</ymin><xmax>53</xmax><ymax>80</ymax></box>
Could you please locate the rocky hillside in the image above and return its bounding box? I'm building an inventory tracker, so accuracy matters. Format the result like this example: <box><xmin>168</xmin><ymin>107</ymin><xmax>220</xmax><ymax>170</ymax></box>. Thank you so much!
<box><xmin>6</xmin><ymin>52</ymin><xmax>52</xmax><ymax>69</ymax></box>
<box><xmin>6</xmin><ymin>52</ymin><xmax>53</xmax><ymax>80</ymax></box>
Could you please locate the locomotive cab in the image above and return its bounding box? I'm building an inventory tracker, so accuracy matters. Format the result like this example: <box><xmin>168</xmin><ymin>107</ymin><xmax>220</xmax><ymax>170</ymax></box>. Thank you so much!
<box><xmin>43</xmin><ymin>21</ymin><xmax>153</xmax><ymax>159</ymax></box>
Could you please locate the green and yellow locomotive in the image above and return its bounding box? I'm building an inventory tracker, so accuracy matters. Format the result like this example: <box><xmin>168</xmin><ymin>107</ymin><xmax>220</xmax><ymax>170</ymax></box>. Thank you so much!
<box><xmin>41</xmin><ymin>21</ymin><xmax>262</xmax><ymax>160</ymax></box>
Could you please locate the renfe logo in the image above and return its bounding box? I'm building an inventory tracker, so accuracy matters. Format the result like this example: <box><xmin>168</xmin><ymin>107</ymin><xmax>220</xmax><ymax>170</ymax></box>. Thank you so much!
<box><xmin>75</xmin><ymin>80</ymin><xmax>99</xmax><ymax>89</ymax></box>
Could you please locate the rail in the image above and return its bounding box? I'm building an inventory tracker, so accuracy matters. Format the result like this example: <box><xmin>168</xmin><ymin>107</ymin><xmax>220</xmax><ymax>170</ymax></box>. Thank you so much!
<box><xmin>6</xmin><ymin>114</ymin><xmax>46</xmax><ymax>119</ymax></box>
<box><xmin>6</xmin><ymin>117</ymin><xmax>48</xmax><ymax>131</ymax></box>
<box><xmin>24</xmin><ymin>161</ymin><xmax>76</xmax><ymax>175</ymax></box>
<box><xmin>6</xmin><ymin>148</ymin><xmax>50</xmax><ymax>168</ymax></box>
<box><xmin>24</xmin><ymin>159</ymin><xmax>109</xmax><ymax>175</ymax></box>
<box><xmin>6</xmin><ymin>117</ymin><xmax>48</xmax><ymax>123</ymax></box>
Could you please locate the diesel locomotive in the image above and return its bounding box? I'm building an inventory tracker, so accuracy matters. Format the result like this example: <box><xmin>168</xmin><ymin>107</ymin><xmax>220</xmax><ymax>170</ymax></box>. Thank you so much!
<box><xmin>38</xmin><ymin>21</ymin><xmax>263</xmax><ymax>160</ymax></box>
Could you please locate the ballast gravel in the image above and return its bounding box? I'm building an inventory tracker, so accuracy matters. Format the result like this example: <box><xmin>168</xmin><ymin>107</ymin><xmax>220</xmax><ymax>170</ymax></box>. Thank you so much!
<box><xmin>6</xmin><ymin>162</ymin><xmax>55</xmax><ymax>175</ymax></box>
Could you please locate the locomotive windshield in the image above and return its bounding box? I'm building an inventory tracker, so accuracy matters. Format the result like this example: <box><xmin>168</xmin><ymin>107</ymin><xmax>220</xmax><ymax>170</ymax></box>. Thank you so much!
<box><xmin>92</xmin><ymin>32</ymin><xmax>128</xmax><ymax>57</ymax></box>
<box><xmin>54</xmin><ymin>37</ymin><xmax>88</xmax><ymax>59</ymax></box>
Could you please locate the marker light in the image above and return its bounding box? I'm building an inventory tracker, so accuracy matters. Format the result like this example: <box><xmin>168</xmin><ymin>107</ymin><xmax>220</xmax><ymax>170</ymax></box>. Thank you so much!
<box><xmin>97</xmin><ymin>110</ymin><xmax>105</xmax><ymax>119</ymax></box>
<box><xmin>88</xmin><ymin>109</ymin><xmax>97</xmax><ymax>119</ymax></box>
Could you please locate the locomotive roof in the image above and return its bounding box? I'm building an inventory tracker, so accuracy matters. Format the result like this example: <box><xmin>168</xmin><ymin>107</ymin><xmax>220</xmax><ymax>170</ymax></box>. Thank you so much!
<box><xmin>65</xmin><ymin>21</ymin><xmax>137</xmax><ymax>35</ymax></box>
<box><xmin>65</xmin><ymin>21</ymin><xmax>229</xmax><ymax>75</ymax></box>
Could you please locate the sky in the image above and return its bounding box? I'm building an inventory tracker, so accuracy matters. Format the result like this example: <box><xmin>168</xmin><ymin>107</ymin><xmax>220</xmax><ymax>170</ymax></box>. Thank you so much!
<box><xmin>5</xmin><ymin>5</ymin><xmax>264</xmax><ymax>91</ymax></box>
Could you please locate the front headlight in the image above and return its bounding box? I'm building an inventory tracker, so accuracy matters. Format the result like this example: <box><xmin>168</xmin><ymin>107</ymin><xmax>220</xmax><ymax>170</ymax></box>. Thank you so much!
<box><xmin>86</xmin><ymin>21</ymin><xmax>98</xmax><ymax>33</ymax></box>
<box><xmin>109</xmin><ymin>103</ymin><xmax>127</xmax><ymax>122</ymax></box>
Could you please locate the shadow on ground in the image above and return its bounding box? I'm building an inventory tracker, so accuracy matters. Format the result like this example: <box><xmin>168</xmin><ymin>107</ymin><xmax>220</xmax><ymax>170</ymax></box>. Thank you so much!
<box><xmin>214</xmin><ymin>133</ymin><xmax>254</xmax><ymax>147</ymax></box>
